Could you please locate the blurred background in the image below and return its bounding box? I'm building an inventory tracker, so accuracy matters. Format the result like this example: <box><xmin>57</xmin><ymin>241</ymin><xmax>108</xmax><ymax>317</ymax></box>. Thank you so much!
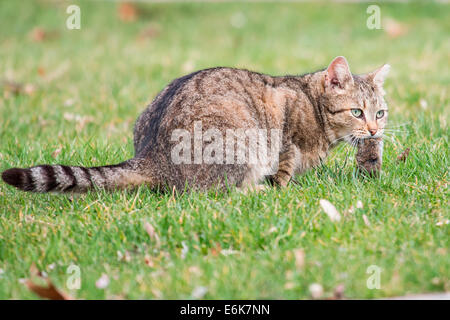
<box><xmin>0</xmin><ymin>0</ymin><xmax>448</xmax><ymax>300</ymax></box>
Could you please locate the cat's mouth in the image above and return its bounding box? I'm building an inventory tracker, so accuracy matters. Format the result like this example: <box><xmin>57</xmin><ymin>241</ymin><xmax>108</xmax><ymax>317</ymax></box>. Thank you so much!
<box><xmin>351</xmin><ymin>129</ymin><xmax>384</xmax><ymax>141</ymax></box>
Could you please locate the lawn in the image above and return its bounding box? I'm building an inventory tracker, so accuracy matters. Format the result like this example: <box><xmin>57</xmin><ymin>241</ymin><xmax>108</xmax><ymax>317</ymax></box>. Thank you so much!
<box><xmin>0</xmin><ymin>1</ymin><xmax>448</xmax><ymax>299</ymax></box>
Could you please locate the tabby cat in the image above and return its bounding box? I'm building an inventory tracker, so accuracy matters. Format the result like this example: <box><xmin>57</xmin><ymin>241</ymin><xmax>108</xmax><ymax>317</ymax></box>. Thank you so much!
<box><xmin>1</xmin><ymin>56</ymin><xmax>389</xmax><ymax>193</ymax></box>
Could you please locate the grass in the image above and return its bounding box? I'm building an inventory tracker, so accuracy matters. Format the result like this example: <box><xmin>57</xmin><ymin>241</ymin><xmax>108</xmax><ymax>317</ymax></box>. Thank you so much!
<box><xmin>0</xmin><ymin>1</ymin><xmax>449</xmax><ymax>299</ymax></box>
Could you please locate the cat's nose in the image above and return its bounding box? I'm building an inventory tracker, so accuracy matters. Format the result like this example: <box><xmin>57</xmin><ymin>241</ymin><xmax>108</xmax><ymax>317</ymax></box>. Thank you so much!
<box><xmin>369</xmin><ymin>129</ymin><xmax>377</xmax><ymax>136</ymax></box>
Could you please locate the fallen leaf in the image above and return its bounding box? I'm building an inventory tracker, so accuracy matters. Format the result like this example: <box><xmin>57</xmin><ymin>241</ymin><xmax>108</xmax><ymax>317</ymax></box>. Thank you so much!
<box><xmin>95</xmin><ymin>274</ymin><xmax>109</xmax><ymax>289</ymax></box>
<box><xmin>293</xmin><ymin>248</ymin><xmax>305</xmax><ymax>269</ymax></box>
<box><xmin>63</xmin><ymin>112</ymin><xmax>95</xmax><ymax>131</ymax></box>
<box><xmin>332</xmin><ymin>284</ymin><xmax>345</xmax><ymax>300</ymax></box>
<box><xmin>188</xmin><ymin>266</ymin><xmax>202</xmax><ymax>276</ymax></box>
<box><xmin>182</xmin><ymin>60</ymin><xmax>195</xmax><ymax>73</ymax></box>
<box><xmin>436</xmin><ymin>220</ymin><xmax>449</xmax><ymax>226</ymax></box>
<box><xmin>117</xmin><ymin>250</ymin><xmax>131</xmax><ymax>262</ymax></box>
<box><xmin>64</xmin><ymin>98</ymin><xmax>75</xmax><ymax>107</ymax></box>
<box><xmin>397</xmin><ymin>148</ymin><xmax>410</xmax><ymax>162</ymax></box>
<box><xmin>25</xmin><ymin>264</ymin><xmax>72</xmax><ymax>300</ymax></box>
<box><xmin>210</xmin><ymin>242</ymin><xmax>222</xmax><ymax>256</ymax></box>
<box><xmin>363</xmin><ymin>214</ymin><xmax>371</xmax><ymax>226</ymax></box>
<box><xmin>30</xmin><ymin>27</ymin><xmax>47</xmax><ymax>42</ymax></box>
<box><xmin>191</xmin><ymin>286</ymin><xmax>208</xmax><ymax>299</ymax></box>
<box><xmin>419</xmin><ymin>99</ymin><xmax>428</xmax><ymax>110</ymax></box>
<box><xmin>2</xmin><ymin>80</ymin><xmax>23</xmax><ymax>96</ymax></box>
<box><xmin>384</xmin><ymin>18</ymin><xmax>408</xmax><ymax>38</ymax></box>
<box><xmin>220</xmin><ymin>248</ymin><xmax>239</xmax><ymax>256</ymax></box>
<box><xmin>181</xmin><ymin>241</ymin><xmax>189</xmax><ymax>259</ymax></box>
<box><xmin>267</xmin><ymin>226</ymin><xmax>277</xmax><ymax>234</ymax></box>
<box><xmin>320</xmin><ymin>199</ymin><xmax>341</xmax><ymax>222</ymax></box>
<box><xmin>144</xmin><ymin>255</ymin><xmax>154</xmax><ymax>267</ymax></box>
<box><xmin>37</xmin><ymin>67</ymin><xmax>46</xmax><ymax>77</ymax></box>
<box><xmin>25</xmin><ymin>278</ymin><xmax>72</xmax><ymax>300</ymax></box>
<box><xmin>309</xmin><ymin>283</ymin><xmax>324</xmax><ymax>299</ymax></box>
<box><xmin>29</xmin><ymin>262</ymin><xmax>42</xmax><ymax>277</ymax></box>
<box><xmin>284</xmin><ymin>282</ymin><xmax>295</xmax><ymax>290</ymax></box>
<box><xmin>144</xmin><ymin>221</ymin><xmax>161</xmax><ymax>246</ymax></box>
<box><xmin>118</xmin><ymin>2</ymin><xmax>138</xmax><ymax>22</ymax></box>
<box><xmin>51</xmin><ymin>148</ymin><xmax>62</xmax><ymax>159</ymax></box>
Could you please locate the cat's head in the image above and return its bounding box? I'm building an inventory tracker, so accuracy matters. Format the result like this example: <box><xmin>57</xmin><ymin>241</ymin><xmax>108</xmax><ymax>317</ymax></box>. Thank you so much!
<box><xmin>320</xmin><ymin>56</ymin><xmax>390</xmax><ymax>145</ymax></box>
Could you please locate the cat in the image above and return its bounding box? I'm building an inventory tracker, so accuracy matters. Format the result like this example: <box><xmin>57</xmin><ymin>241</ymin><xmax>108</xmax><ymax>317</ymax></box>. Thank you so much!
<box><xmin>1</xmin><ymin>56</ymin><xmax>389</xmax><ymax>193</ymax></box>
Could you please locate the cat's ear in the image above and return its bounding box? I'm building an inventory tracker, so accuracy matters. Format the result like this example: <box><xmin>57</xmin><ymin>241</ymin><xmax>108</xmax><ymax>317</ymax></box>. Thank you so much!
<box><xmin>367</xmin><ymin>64</ymin><xmax>391</xmax><ymax>88</ymax></box>
<box><xmin>324</xmin><ymin>56</ymin><xmax>354</xmax><ymax>93</ymax></box>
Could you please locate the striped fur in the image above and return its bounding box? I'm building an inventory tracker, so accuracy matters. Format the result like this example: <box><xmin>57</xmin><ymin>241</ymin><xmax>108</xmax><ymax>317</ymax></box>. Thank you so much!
<box><xmin>1</xmin><ymin>159</ymin><xmax>152</xmax><ymax>193</ymax></box>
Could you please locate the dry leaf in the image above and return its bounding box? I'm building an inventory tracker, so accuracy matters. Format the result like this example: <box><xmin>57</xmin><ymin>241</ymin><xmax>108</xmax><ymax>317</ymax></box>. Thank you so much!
<box><xmin>26</xmin><ymin>278</ymin><xmax>72</xmax><ymax>300</ymax></box>
<box><xmin>30</xmin><ymin>27</ymin><xmax>47</xmax><ymax>42</ymax></box>
<box><xmin>363</xmin><ymin>214</ymin><xmax>371</xmax><ymax>226</ymax></box>
<box><xmin>63</xmin><ymin>112</ymin><xmax>95</xmax><ymax>131</ymax></box>
<box><xmin>188</xmin><ymin>266</ymin><xmax>201</xmax><ymax>276</ymax></box>
<box><xmin>182</xmin><ymin>60</ymin><xmax>195</xmax><ymax>73</ymax></box>
<box><xmin>267</xmin><ymin>226</ymin><xmax>277</xmax><ymax>234</ymax></box>
<box><xmin>64</xmin><ymin>98</ymin><xmax>75</xmax><ymax>107</ymax></box>
<box><xmin>293</xmin><ymin>248</ymin><xmax>305</xmax><ymax>269</ymax></box>
<box><xmin>309</xmin><ymin>283</ymin><xmax>324</xmax><ymax>299</ymax></box>
<box><xmin>436</xmin><ymin>220</ymin><xmax>449</xmax><ymax>226</ymax></box>
<box><xmin>210</xmin><ymin>242</ymin><xmax>222</xmax><ymax>256</ymax></box>
<box><xmin>220</xmin><ymin>248</ymin><xmax>239</xmax><ymax>256</ymax></box>
<box><xmin>95</xmin><ymin>274</ymin><xmax>109</xmax><ymax>289</ymax></box>
<box><xmin>144</xmin><ymin>255</ymin><xmax>154</xmax><ymax>267</ymax></box>
<box><xmin>24</xmin><ymin>83</ymin><xmax>36</xmax><ymax>96</ymax></box>
<box><xmin>37</xmin><ymin>67</ymin><xmax>46</xmax><ymax>77</ymax></box>
<box><xmin>29</xmin><ymin>262</ymin><xmax>42</xmax><ymax>277</ymax></box>
<box><xmin>397</xmin><ymin>148</ymin><xmax>410</xmax><ymax>162</ymax></box>
<box><xmin>118</xmin><ymin>2</ymin><xmax>138</xmax><ymax>22</ymax></box>
<box><xmin>181</xmin><ymin>241</ymin><xmax>189</xmax><ymax>259</ymax></box>
<box><xmin>144</xmin><ymin>221</ymin><xmax>161</xmax><ymax>246</ymax></box>
<box><xmin>51</xmin><ymin>148</ymin><xmax>62</xmax><ymax>159</ymax></box>
<box><xmin>320</xmin><ymin>199</ymin><xmax>341</xmax><ymax>222</ymax></box>
<box><xmin>332</xmin><ymin>284</ymin><xmax>345</xmax><ymax>300</ymax></box>
<box><xmin>117</xmin><ymin>250</ymin><xmax>131</xmax><ymax>262</ymax></box>
<box><xmin>2</xmin><ymin>80</ymin><xmax>36</xmax><ymax>97</ymax></box>
<box><xmin>284</xmin><ymin>282</ymin><xmax>295</xmax><ymax>290</ymax></box>
<box><xmin>384</xmin><ymin>18</ymin><xmax>408</xmax><ymax>38</ymax></box>
<box><xmin>191</xmin><ymin>286</ymin><xmax>208</xmax><ymax>299</ymax></box>
<box><xmin>25</xmin><ymin>264</ymin><xmax>71</xmax><ymax>300</ymax></box>
<box><xmin>419</xmin><ymin>99</ymin><xmax>428</xmax><ymax>110</ymax></box>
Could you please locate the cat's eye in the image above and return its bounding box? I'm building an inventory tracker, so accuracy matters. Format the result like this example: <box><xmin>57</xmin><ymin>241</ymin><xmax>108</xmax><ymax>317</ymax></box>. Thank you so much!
<box><xmin>376</xmin><ymin>110</ymin><xmax>385</xmax><ymax>119</ymax></box>
<box><xmin>351</xmin><ymin>109</ymin><xmax>363</xmax><ymax>118</ymax></box>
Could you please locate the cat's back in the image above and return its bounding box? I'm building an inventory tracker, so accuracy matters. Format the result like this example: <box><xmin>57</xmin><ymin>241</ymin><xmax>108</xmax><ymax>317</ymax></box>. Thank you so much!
<box><xmin>133</xmin><ymin>67</ymin><xmax>276</xmax><ymax>156</ymax></box>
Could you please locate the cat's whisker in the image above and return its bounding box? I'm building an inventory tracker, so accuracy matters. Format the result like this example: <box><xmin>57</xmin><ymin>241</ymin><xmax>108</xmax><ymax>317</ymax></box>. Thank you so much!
<box><xmin>383</xmin><ymin>128</ymin><xmax>408</xmax><ymax>132</ymax></box>
<box><xmin>386</xmin><ymin>122</ymin><xmax>411</xmax><ymax>129</ymax></box>
<box><xmin>330</xmin><ymin>133</ymin><xmax>354</xmax><ymax>146</ymax></box>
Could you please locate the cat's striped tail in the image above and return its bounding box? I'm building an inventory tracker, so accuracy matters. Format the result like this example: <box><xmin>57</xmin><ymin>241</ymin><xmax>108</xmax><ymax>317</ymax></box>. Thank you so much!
<box><xmin>1</xmin><ymin>158</ymin><xmax>153</xmax><ymax>193</ymax></box>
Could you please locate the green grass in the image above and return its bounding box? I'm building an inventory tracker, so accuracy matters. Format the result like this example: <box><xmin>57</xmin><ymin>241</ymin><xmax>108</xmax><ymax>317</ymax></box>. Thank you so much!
<box><xmin>0</xmin><ymin>1</ymin><xmax>449</xmax><ymax>299</ymax></box>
